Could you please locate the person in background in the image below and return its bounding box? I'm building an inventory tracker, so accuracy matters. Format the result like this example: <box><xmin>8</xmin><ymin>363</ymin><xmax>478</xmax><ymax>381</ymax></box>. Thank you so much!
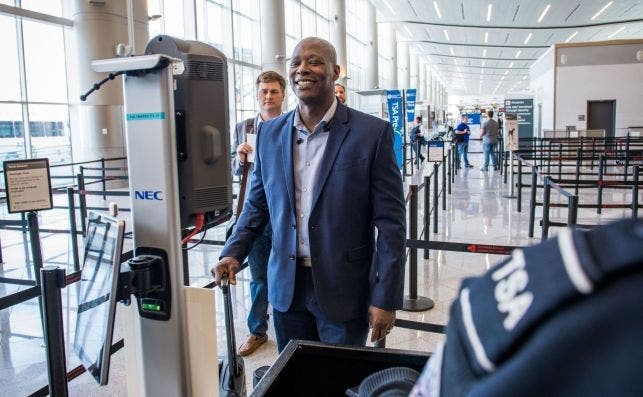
<box><xmin>334</xmin><ymin>83</ymin><xmax>346</xmax><ymax>104</ymax></box>
<box><xmin>480</xmin><ymin>110</ymin><xmax>500</xmax><ymax>171</ymax></box>
<box><xmin>213</xmin><ymin>37</ymin><xmax>406</xmax><ymax>352</ymax></box>
<box><xmin>410</xmin><ymin>116</ymin><xmax>427</xmax><ymax>164</ymax></box>
<box><xmin>455</xmin><ymin>115</ymin><xmax>473</xmax><ymax>169</ymax></box>
<box><xmin>231</xmin><ymin>70</ymin><xmax>286</xmax><ymax>356</ymax></box>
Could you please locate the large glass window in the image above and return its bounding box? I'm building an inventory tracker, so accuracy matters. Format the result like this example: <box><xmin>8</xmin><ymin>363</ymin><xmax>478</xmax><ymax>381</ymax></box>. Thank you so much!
<box><xmin>22</xmin><ymin>20</ymin><xmax>67</xmax><ymax>103</ymax></box>
<box><xmin>0</xmin><ymin>104</ymin><xmax>26</xmax><ymax>161</ymax></box>
<box><xmin>0</xmin><ymin>15</ymin><xmax>21</xmax><ymax>101</ymax></box>
<box><xmin>20</xmin><ymin>0</ymin><xmax>62</xmax><ymax>16</ymax></box>
<box><xmin>28</xmin><ymin>104</ymin><xmax>71</xmax><ymax>165</ymax></box>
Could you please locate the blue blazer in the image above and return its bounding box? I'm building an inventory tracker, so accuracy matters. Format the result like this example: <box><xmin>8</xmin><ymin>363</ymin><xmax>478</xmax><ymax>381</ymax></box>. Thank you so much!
<box><xmin>221</xmin><ymin>103</ymin><xmax>406</xmax><ymax>323</ymax></box>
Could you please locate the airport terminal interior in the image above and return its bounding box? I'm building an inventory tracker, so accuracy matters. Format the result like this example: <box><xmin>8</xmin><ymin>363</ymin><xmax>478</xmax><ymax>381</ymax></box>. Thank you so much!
<box><xmin>0</xmin><ymin>0</ymin><xmax>642</xmax><ymax>396</ymax></box>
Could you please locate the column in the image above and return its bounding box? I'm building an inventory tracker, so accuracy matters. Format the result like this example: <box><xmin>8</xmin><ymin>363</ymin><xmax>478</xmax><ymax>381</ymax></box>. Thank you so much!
<box><xmin>409</xmin><ymin>53</ymin><xmax>418</xmax><ymax>90</ymax></box>
<box><xmin>260</xmin><ymin>0</ymin><xmax>287</xmax><ymax>77</ymax></box>
<box><xmin>382</xmin><ymin>23</ymin><xmax>397</xmax><ymax>88</ymax></box>
<box><xmin>426</xmin><ymin>66</ymin><xmax>432</xmax><ymax>105</ymax></box>
<box><xmin>364</xmin><ymin>1</ymin><xmax>378</xmax><ymax>89</ymax></box>
<box><xmin>63</xmin><ymin>0</ymin><xmax>148</xmax><ymax>165</ymax></box>
<box><xmin>398</xmin><ymin>41</ymin><xmax>409</xmax><ymax>89</ymax></box>
<box><xmin>418</xmin><ymin>61</ymin><xmax>426</xmax><ymax>101</ymax></box>
<box><xmin>329</xmin><ymin>0</ymin><xmax>348</xmax><ymax>85</ymax></box>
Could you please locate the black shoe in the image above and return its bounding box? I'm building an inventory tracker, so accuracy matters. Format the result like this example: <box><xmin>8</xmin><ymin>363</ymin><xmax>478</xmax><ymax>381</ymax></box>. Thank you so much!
<box><xmin>466</xmin><ymin>164</ymin><xmax>474</xmax><ymax>168</ymax></box>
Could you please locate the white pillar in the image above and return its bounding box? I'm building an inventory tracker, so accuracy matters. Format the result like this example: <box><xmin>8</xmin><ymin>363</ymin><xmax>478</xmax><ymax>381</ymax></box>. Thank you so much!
<box><xmin>418</xmin><ymin>61</ymin><xmax>426</xmax><ymax>101</ymax></box>
<box><xmin>382</xmin><ymin>23</ymin><xmax>397</xmax><ymax>88</ymax></box>
<box><xmin>398</xmin><ymin>41</ymin><xmax>409</xmax><ymax>89</ymax></box>
<box><xmin>409</xmin><ymin>53</ymin><xmax>418</xmax><ymax>90</ymax></box>
<box><xmin>364</xmin><ymin>2</ymin><xmax>378</xmax><ymax>89</ymax></box>
<box><xmin>330</xmin><ymin>0</ymin><xmax>348</xmax><ymax>85</ymax></box>
<box><xmin>63</xmin><ymin>0</ymin><xmax>148</xmax><ymax>165</ymax></box>
<box><xmin>260</xmin><ymin>0</ymin><xmax>286</xmax><ymax>76</ymax></box>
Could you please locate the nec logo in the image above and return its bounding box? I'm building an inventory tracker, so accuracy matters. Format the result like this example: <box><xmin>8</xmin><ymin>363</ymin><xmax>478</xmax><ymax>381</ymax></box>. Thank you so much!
<box><xmin>134</xmin><ymin>191</ymin><xmax>163</xmax><ymax>201</ymax></box>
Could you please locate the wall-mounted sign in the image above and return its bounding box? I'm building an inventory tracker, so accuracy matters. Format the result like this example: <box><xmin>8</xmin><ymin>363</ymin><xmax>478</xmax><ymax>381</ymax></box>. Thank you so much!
<box><xmin>578</xmin><ymin>114</ymin><xmax>585</xmax><ymax>121</ymax></box>
<box><xmin>3</xmin><ymin>158</ymin><xmax>53</xmax><ymax>213</ymax></box>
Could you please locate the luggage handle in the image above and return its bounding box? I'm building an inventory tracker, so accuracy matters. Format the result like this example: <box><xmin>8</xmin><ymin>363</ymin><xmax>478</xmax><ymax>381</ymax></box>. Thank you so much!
<box><xmin>220</xmin><ymin>275</ymin><xmax>241</xmax><ymax>377</ymax></box>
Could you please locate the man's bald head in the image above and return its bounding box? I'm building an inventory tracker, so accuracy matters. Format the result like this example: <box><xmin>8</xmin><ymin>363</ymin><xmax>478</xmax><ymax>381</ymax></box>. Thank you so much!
<box><xmin>294</xmin><ymin>37</ymin><xmax>337</xmax><ymax>65</ymax></box>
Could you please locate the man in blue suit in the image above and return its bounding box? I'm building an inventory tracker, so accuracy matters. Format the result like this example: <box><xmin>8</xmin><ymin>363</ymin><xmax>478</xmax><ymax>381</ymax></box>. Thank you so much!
<box><xmin>212</xmin><ymin>37</ymin><xmax>406</xmax><ymax>351</ymax></box>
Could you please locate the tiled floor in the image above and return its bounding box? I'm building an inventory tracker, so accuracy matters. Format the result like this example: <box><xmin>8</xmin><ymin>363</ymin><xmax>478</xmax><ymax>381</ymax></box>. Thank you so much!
<box><xmin>0</xmin><ymin>148</ymin><xmax>637</xmax><ymax>396</ymax></box>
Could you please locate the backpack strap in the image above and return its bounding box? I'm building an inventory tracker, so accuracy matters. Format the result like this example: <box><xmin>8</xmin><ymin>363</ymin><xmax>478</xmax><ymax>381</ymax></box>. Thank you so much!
<box><xmin>235</xmin><ymin>118</ymin><xmax>255</xmax><ymax>216</ymax></box>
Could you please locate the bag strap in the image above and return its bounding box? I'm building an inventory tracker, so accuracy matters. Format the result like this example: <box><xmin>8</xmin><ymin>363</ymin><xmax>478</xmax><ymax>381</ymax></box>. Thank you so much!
<box><xmin>235</xmin><ymin>118</ymin><xmax>254</xmax><ymax>216</ymax></box>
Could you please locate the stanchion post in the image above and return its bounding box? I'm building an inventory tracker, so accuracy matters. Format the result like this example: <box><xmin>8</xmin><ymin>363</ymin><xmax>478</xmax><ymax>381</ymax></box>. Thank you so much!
<box><xmin>433</xmin><ymin>163</ymin><xmax>438</xmax><ymax>234</ymax></box>
<box><xmin>517</xmin><ymin>158</ymin><xmax>523</xmax><ymax>212</ymax></box>
<box><xmin>447</xmin><ymin>149</ymin><xmax>452</xmax><ymax>194</ymax></box>
<box><xmin>40</xmin><ymin>267</ymin><xmax>69</xmax><ymax>397</ymax></box>
<box><xmin>403</xmin><ymin>184</ymin><xmax>434</xmax><ymax>312</ymax></box>
<box><xmin>101</xmin><ymin>157</ymin><xmax>107</xmax><ymax>201</ymax></box>
<box><xmin>76</xmin><ymin>173</ymin><xmax>87</xmax><ymax>236</ymax></box>
<box><xmin>591</xmin><ymin>138</ymin><xmax>596</xmax><ymax>170</ymax></box>
<box><xmin>528</xmin><ymin>166</ymin><xmax>538</xmax><ymax>238</ymax></box>
<box><xmin>441</xmin><ymin>157</ymin><xmax>446</xmax><ymax>210</ymax></box>
<box><xmin>27</xmin><ymin>211</ymin><xmax>44</xmax><ymax>285</ymax></box>
<box><xmin>409</xmin><ymin>185</ymin><xmax>418</xmax><ymax>299</ymax></box>
<box><xmin>424</xmin><ymin>175</ymin><xmax>430</xmax><ymax>260</ymax></box>
<box><xmin>66</xmin><ymin>187</ymin><xmax>80</xmax><ymax>272</ymax></box>
<box><xmin>503</xmin><ymin>150</ymin><xmax>508</xmax><ymax>184</ymax></box>
<box><xmin>567</xmin><ymin>195</ymin><xmax>578</xmax><ymax>228</ymax></box>
<box><xmin>547</xmin><ymin>140</ymin><xmax>552</xmax><ymax>175</ymax></box>
<box><xmin>633</xmin><ymin>165</ymin><xmax>639</xmax><ymax>219</ymax></box>
<box><xmin>558</xmin><ymin>143</ymin><xmax>563</xmax><ymax>180</ymax></box>
<box><xmin>624</xmin><ymin>133</ymin><xmax>630</xmax><ymax>182</ymax></box>
<box><xmin>541</xmin><ymin>177</ymin><xmax>551</xmax><ymax>240</ymax></box>
<box><xmin>574</xmin><ymin>148</ymin><xmax>582</xmax><ymax>196</ymax></box>
<box><xmin>597</xmin><ymin>154</ymin><xmax>604</xmax><ymax>214</ymax></box>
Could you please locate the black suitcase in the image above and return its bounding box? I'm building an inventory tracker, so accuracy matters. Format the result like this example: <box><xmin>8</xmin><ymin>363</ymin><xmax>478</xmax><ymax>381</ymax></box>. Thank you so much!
<box><xmin>218</xmin><ymin>276</ymin><xmax>247</xmax><ymax>397</ymax></box>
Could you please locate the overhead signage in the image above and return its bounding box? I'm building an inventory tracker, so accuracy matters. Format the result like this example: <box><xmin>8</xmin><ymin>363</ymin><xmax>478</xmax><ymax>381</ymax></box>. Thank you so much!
<box><xmin>3</xmin><ymin>158</ymin><xmax>53</xmax><ymax>213</ymax></box>
<box><xmin>504</xmin><ymin>99</ymin><xmax>533</xmax><ymax>138</ymax></box>
<box><xmin>386</xmin><ymin>90</ymin><xmax>404</xmax><ymax>169</ymax></box>
<box><xmin>406</xmin><ymin>89</ymin><xmax>417</xmax><ymax>122</ymax></box>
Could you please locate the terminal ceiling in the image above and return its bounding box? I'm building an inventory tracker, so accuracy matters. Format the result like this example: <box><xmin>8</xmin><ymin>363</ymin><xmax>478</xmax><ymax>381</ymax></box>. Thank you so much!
<box><xmin>373</xmin><ymin>0</ymin><xmax>643</xmax><ymax>99</ymax></box>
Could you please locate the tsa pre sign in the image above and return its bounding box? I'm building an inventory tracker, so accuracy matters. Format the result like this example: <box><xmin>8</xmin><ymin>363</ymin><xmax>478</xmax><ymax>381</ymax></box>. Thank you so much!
<box><xmin>386</xmin><ymin>90</ymin><xmax>404</xmax><ymax>169</ymax></box>
<box><xmin>3</xmin><ymin>158</ymin><xmax>53</xmax><ymax>213</ymax></box>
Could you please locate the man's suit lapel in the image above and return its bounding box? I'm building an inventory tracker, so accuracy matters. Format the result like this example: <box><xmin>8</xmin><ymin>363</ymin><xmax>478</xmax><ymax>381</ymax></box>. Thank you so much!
<box><xmin>281</xmin><ymin>112</ymin><xmax>297</xmax><ymax>216</ymax></box>
<box><xmin>311</xmin><ymin>103</ymin><xmax>350</xmax><ymax>211</ymax></box>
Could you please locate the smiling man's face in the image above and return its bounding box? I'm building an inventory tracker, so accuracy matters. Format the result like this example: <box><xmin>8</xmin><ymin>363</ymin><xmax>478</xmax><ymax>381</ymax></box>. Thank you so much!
<box><xmin>289</xmin><ymin>38</ymin><xmax>339</xmax><ymax>105</ymax></box>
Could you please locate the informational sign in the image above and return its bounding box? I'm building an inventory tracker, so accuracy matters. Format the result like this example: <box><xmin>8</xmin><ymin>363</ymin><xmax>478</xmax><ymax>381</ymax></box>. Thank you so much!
<box><xmin>3</xmin><ymin>158</ymin><xmax>53</xmax><ymax>213</ymax></box>
<box><xmin>504</xmin><ymin>113</ymin><xmax>519</xmax><ymax>151</ymax></box>
<box><xmin>428</xmin><ymin>140</ymin><xmax>444</xmax><ymax>162</ymax></box>
<box><xmin>405</xmin><ymin>88</ymin><xmax>416</xmax><ymax>122</ymax></box>
<box><xmin>386</xmin><ymin>90</ymin><xmax>404</xmax><ymax>169</ymax></box>
<box><xmin>504</xmin><ymin>99</ymin><xmax>533</xmax><ymax>138</ymax></box>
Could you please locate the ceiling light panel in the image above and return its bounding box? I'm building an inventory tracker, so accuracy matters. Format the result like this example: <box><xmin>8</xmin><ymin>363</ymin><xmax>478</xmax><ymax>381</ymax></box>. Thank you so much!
<box><xmin>487</xmin><ymin>4</ymin><xmax>492</xmax><ymax>22</ymax></box>
<box><xmin>537</xmin><ymin>4</ymin><xmax>551</xmax><ymax>23</ymax></box>
<box><xmin>381</xmin><ymin>0</ymin><xmax>396</xmax><ymax>15</ymax></box>
<box><xmin>433</xmin><ymin>1</ymin><xmax>442</xmax><ymax>19</ymax></box>
<box><xmin>591</xmin><ymin>1</ymin><xmax>613</xmax><ymax>21</ymax></box>
<box><xmin>524</xmin><ymin>33</ymin><xmax>533</xmax><ymax>44</ymax></box>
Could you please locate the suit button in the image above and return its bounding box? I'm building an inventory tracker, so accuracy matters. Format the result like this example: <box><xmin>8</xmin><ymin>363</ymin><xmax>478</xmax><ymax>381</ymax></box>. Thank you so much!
<box><xmin>289</xmin><ymin>255</ymin><xmax>295</xmax><ymax>260</ymax></box>
<box><xmin>311</xmin><ymin>225</ymin><xmax>316</xmax><ymax>230</ymax></box>
<box><xmin>292</xmin><ymin>224</ymin><xmax>296</xmax><ymax>229</ymax></box>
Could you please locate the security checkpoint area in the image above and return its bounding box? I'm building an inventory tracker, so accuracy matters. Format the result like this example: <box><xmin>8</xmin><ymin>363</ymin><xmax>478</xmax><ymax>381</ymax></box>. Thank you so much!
<box><xmin>1</xmin><ymin>1</ymin><xmax>642</xmax><ymax>396</ymax></box>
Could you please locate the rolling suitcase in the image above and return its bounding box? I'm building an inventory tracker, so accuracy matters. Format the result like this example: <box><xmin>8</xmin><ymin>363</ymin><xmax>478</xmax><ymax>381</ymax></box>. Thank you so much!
<box><xmin>219</xmin><ymin>276</ymin><xmax>246</xmax><ymax>397</ymax></box>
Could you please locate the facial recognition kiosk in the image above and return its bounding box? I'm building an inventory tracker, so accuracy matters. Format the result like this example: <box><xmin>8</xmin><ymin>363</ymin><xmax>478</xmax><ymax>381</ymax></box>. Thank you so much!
<box><xmin>86</xmin><ymin>36</ymin><xmax>232</xmax><ymax>396</ymax></box>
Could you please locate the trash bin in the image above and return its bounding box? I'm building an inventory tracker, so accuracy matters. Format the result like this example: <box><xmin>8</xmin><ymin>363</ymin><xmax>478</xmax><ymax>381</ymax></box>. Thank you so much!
<box><xmin>252</xmin><ymin>340</ymin><xmax>430</xmax><ymax>396</ymax></box>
